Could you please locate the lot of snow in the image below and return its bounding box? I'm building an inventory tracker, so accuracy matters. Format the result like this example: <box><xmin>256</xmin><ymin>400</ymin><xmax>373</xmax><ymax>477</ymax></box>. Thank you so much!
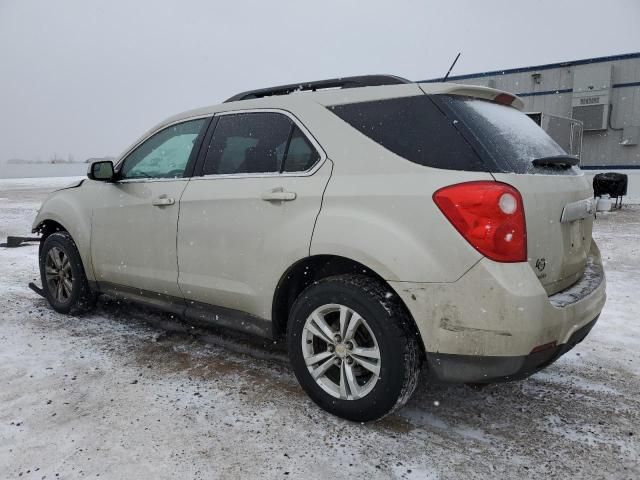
<box><xmin>0</xmin><ymin>177</ymin><xmax>638</xmax><ymax>479</ymax></box>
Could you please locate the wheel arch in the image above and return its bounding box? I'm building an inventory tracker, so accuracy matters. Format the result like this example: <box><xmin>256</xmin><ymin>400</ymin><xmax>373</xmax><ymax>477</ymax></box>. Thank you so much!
<box><xmin>271</xmin><ymin>254</ymin><xmax>424</xmax><ymax>353</ymax></box>
<box><xmin>33</xmin><ymin>217</ymin><xmax>68</xmax><ymax>237</ymax></box>
<box><xmin>33</xmin><ymin>219</ymin><xmax>69</xmax><ymax>255</ymax></box>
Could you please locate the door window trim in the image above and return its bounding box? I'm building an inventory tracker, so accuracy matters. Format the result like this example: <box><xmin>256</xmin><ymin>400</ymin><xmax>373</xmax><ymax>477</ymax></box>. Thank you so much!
<box><xmin>192</xmin><ymin>108</ymin><xmax>327</xmax><ymax>179</ymax></box>
<box><xmin>114</xmin><ymin>115</ymin><xmax>213</xmax><ymax>184</ymax></box>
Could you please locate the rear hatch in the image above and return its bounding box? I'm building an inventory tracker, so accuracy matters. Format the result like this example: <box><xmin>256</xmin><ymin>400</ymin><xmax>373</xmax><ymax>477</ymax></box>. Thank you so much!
<box><xmin>434</xmin><ymin>94</ymin><xmax>593</xmax><ymax>294</ymax></box>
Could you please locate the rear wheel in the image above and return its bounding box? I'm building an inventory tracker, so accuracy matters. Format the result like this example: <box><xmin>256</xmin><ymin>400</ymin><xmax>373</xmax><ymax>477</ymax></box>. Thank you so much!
<box><xmin>287</xmin><ymin>274</ymin><xmax>421</xmax><ymax>422</ymax></box>
<box><xmin>39</xmin><ymin>232</ymin><xmax>96</xmax><ymax>314</ymax></box>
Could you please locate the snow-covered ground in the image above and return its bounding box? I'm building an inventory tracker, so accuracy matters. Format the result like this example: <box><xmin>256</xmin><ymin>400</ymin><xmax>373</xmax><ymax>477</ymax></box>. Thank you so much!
<box><xmin>1</xmin><ymin>177</ymin><xmax>638</xmax><ymax>479</ymax></box>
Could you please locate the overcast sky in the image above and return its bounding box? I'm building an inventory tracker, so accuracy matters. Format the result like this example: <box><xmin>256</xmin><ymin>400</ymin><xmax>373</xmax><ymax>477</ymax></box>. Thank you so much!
<box><xmin>1</xmin><ymin>0</ymin><xmax>639</xmax><ymax>163</ymax></box>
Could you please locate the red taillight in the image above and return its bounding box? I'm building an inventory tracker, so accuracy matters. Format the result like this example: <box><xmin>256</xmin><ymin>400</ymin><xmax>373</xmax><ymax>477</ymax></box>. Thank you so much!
<box><xmin>433</xmin><ymin>181</ymin><xmax>527</xmax><ymax>263</ymax></box>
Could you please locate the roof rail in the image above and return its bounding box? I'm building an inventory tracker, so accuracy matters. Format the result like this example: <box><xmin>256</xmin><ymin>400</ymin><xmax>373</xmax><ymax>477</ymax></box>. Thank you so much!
<box><xmin>224</xmin><ymin>75</ymin><xmax>412</xmax><ymax>102</ymax></box>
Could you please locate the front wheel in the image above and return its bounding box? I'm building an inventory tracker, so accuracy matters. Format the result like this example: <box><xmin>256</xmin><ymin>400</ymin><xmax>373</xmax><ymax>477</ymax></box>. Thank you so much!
<box><xmin>287</xmin><ymin>275</ymin><xmax>421</xmax><ymax>422</ymax></box>
<box><xmin>39</xmin><ymin>232</ymin><xmax>96</xmax><ymax>314</ymax></box>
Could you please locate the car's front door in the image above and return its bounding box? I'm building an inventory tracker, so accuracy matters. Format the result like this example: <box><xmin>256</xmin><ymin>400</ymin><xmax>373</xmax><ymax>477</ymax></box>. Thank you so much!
<box><xmin>177</xmin><ymin>110</ymin><xmax>331</xmax><ymax>320</ymax></box>
<box><xmin>91</xmin><ymin>117</ymin><xmax>209</xmax><ymax>298</ymax></box>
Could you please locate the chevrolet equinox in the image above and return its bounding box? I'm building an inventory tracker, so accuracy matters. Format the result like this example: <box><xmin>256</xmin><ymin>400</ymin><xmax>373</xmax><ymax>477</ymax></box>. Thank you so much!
<box><xmin>32</xmin><ymin>75</ymin><xmax>606</xmax><ymax>421</ymax></box>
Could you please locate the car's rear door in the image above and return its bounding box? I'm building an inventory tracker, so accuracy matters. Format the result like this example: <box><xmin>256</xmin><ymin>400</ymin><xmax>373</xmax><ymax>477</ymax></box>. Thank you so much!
<box><xmin>91</xmin><ymin>117</ymin><xmax>209</xmax><ymax>299</ymax></box>
<box><xmin>177</xmin><ymin>110</ymin><xmax>331</xmax><ymax>320</ymax></box>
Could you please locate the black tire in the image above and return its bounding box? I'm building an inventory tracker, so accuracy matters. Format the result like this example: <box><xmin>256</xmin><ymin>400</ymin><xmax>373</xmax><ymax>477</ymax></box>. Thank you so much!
<box><xmin>39</xmin><ymin>232</ymin><xmax>97</xmax><ymax>314</ymax></box>
<box><xmin>287</xmin><ymin>274</ymin><xmax>421</xmax><ymax>422</ymax></box>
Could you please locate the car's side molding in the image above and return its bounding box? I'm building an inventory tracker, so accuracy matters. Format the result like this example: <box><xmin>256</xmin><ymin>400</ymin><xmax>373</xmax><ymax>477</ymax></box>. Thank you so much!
<box><xmin>94</xmin><ymin>281</ymin><xmax>273</xmax><ymax>339</ymax></box>
<box><xmin>186</xmin><ymin>301</ymin><xmax>272</xmax><ymax>339</ymax></box>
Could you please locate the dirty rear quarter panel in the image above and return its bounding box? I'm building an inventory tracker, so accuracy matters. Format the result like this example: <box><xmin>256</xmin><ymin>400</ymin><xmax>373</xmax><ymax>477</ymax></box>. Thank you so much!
<box><xmin>305</xmin><ymin>103</ymin><xmax>489</xmax><ymax>283</ymax></box>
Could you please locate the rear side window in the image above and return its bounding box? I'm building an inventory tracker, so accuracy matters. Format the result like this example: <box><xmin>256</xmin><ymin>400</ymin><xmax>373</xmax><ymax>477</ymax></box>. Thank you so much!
<box><xmin>436</xmin><ymin>95</ymin><xmax>575</xmax><ymax>175</ymax></box>
<box><xmin>327</xmin><ymin>96</ymin><xmax>486</xmax><ymax>171</ymax></box>
<box><xmin>202</xmin><ymin>112</ymin><xmax>320</xmax><ymax>175</ymax></box>
<box><xmin>203</xmin><ymin>113</ymin><xmax>291</xmax><ymax>175</ymax></box>
<box><xmin>282</xmin><ymin>126</ymin><xmax>320</xmax><ymax>173</ymax></box>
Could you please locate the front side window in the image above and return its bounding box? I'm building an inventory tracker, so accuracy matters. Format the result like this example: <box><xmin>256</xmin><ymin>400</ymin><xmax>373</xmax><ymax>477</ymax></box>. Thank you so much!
<box><xmin>202</xmin><ymin>112</ymin><xmax>320</xmax><ymax>175</ymax></box>
<box><xmin>120</xmin><ymin>118</ymin><xmax>207</xmax><ymax>179</ymax></box>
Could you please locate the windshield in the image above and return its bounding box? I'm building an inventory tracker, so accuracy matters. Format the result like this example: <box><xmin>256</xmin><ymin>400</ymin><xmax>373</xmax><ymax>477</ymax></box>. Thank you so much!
<box><xmin>436</xmin><ymin>95</ymin><xmax>578</xmax><ymax>175</ymax></box>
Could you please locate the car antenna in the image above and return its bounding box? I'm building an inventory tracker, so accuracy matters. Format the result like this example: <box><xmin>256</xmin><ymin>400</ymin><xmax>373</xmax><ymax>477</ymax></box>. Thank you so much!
<box><xmin>442</xmin><ymin>52</ymin><xmax>461</xmax><ymax>82</ymax></box>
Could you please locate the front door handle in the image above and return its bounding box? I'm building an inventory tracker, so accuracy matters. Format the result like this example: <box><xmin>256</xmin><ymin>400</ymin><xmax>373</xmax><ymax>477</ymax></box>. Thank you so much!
<box><xmin>152</xmin><ymin>196</ymin><xmax>175</xmax><ymax>207</ymax></box>
<box><xmin>261</xmin><ymin>188</ymin><xmax>297</xmax><ymax>202</ymax></box>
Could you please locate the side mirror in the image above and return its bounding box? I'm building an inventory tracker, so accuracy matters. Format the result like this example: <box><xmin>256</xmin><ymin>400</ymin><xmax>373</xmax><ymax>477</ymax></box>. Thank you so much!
<box><xmin>88</xmin><ymin>160</ymin><xmax>115</xmax><ymax>181</ymax></box>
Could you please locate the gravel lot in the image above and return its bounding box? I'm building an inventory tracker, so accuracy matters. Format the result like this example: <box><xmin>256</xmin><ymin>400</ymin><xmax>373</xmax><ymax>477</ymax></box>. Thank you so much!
<box><xmin>1</xmin><ymin>178</ymin><xmax>638</xmax><ymax>479</ymax></box>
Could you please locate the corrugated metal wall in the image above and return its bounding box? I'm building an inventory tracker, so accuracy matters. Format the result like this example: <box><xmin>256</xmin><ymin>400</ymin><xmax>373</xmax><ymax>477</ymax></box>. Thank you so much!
<box><xmin>441</xmin><ymin>55</ymin><xmax>640</xmax><ymax>168</ymax></box>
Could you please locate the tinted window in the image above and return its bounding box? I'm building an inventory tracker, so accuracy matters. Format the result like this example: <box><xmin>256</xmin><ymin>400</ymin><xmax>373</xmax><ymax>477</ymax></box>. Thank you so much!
<box><xmin>328</xmin><ymin>95</ymin><xmax>485</xmax><ymax>171</ymax></box>
<box><xmin>282</xmin><ymin>126</ymin><xmax>320</xmax><ymax>172</ymax></box>
<box><xmin>203</xmin><ymin>113</ymin><xmax>292</xmax><ymax>175</ymax></box>
<box><xmin>120</xmin><ymin>118</ymin><xmax>206</xmax><ymax>179</ymax></box>
<box><xmin>436</xmin><ymin>95</ymin><xmax>576</xmax><ymax>175</ymax></box>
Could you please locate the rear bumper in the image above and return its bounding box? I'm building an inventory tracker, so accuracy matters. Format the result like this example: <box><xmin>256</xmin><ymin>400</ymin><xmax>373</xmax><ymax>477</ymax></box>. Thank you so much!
<box><xmin>389</xmin><ymin>241</ymin><xmax>606</xmax><ymax>382</ymax></box>
<box><xmin>425</xmin><ymin>315</ymin><xmax>598</xmax><ymax>383</ymax></box>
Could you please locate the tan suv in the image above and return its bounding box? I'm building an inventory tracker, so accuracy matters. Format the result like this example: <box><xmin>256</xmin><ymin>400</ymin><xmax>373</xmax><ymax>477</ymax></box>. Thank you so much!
<box><xmin>32</xmin><ymin>75</ymin><xmax>606</xmax><ymax>421</ymax></box>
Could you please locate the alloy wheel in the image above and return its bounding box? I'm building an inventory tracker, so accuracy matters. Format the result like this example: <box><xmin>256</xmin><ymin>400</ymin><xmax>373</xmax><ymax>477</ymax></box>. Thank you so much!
<box><xmin>301</xmin><ymin>304</ymin><xmax>381</xmax><ymax>400</ymax></box>
<box><xmin>44</xmin><ymin>246</ymin><xmax>73</xmax><ymax>303</ymax></box>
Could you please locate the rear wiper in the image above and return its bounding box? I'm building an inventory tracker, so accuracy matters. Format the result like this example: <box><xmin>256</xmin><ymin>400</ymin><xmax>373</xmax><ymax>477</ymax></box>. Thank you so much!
<box><xmin>531</xmin><ymin>155</ymin><xmax>579</xmax><ymax>169</ymax></box>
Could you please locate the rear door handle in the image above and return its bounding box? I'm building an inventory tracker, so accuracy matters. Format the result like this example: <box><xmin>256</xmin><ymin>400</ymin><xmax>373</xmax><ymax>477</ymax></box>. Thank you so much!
<box><xmin>152</xmin><ymin>196</ymin><xmax>175</xmax><ymax>207</ymax></box>
<box><xmin>261</xmin><ymin>188</ymin><xmax>296</xmax><ymax>202</ymax></box>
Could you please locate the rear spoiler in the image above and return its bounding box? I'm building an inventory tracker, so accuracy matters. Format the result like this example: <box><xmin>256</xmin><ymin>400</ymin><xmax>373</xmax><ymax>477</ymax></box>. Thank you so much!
<box><xmin>418</xmin><ymin>83</ymin><xmax>525</xmax><ymax>110</ymax></box>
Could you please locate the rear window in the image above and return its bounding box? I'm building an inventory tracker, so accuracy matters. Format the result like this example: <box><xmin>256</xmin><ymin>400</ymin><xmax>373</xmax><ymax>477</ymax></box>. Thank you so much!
<box><xmin>435</xmin><ymin>95</ymin><xmax>577</xmax><ymax>175</ymax></box>
<box><xmin>327</xmin><ymin>96</ymin><xmax>486</xmax><ymax>171</ymax></box>
<box><xmin>328</xmin><ymin>94</ymin><xmax>576</xmax><ymax>175</ymax></box>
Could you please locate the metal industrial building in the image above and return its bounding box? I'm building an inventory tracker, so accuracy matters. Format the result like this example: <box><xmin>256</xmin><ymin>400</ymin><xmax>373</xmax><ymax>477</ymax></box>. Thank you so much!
<box><xmin>427</xmin><ymin>52</ymin><xmax>640</xmax><ymax>170</ymax></box>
